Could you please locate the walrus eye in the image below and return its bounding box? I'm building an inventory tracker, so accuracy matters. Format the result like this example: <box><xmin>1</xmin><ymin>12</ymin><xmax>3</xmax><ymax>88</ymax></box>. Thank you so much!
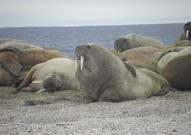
<box><xmin>87</xmin><ymin>45</ymin><xmax>91</xmax><ymax>49</ymax></box>
<box><xmin>123</xmin><ymin>39</ymin><xmax>127</xmax><ymax>42</ymax></box>
<box><xmin>50</xmin><ymin>83</ymin><xmax>54</xmax><ymax>87</ymax></box>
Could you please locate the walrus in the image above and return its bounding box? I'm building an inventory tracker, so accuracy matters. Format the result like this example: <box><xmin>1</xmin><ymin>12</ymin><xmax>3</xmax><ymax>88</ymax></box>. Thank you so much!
<box><xmin>74</xmin><ymin>43</ymin><xmax>173</xmax><ymax>103</ymax></box>
<box><xmin>114</xmin><ymin>33</ymin><xmax>164</xmax><ymax>54</ymax></box>
<box><xmin>157</xmin><ymin>47</ymin><xmax>187</xmax><ymax>74</ymax></box>
<box><xmin>117</xmin><ymin>40</ymin><xmax>191</xmax><ymax>73</ymax></box>
<box><xmin>11</xmin><ymin>58</ymin><xmax>79</xmax><ymax>94</ymax></box>
<box><xmin>157</xmin><ymin>46</ymin><xmax>191</xmax><ymax>90</ymax></box>
<box><xmin>0</xmin><ymin>38</ymin><xmax>29</xmax><ymax>45</ymax></box>
<box><xmin>0</xmin><ymin>47</ymin><xmax>70</xmax><ymax>87</ymax></box>
<box><xmin>174</xmin><ymin>22</ymin><xmax>191</xmax><ymax>43</ymax></box>
<box><xmin>0</xmin><ymin>39</ymin><xmax>62</xmax><ymax>52</ymax></box>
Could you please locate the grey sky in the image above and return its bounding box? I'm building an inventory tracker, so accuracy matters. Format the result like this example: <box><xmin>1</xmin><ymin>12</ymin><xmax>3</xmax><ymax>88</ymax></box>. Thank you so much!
<box><xmin>0</xmin><ymin>0</ymin><xmax>190</xmax><ymax>27</ymax></box>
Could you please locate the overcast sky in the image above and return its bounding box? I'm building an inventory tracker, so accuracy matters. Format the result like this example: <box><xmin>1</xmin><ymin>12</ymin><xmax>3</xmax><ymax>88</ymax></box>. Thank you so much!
<box><xmin>0</xmin><ymin>0</ymin><xmax>190</xmax><ymax>27</ymax></box>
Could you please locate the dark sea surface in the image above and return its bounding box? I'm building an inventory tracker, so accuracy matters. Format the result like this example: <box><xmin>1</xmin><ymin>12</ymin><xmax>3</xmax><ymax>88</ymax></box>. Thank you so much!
<box><xmin>0</xmin><ymin>23</ymin><xmax>184</xmax><ymax>57</ymax></box>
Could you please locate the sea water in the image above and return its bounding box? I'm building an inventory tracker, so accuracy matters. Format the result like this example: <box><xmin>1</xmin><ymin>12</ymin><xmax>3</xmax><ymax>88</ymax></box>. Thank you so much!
<box><xmin>0</xmin><ymin>23</ymin><xmax>184</xmax><ymax>57</ymax></box>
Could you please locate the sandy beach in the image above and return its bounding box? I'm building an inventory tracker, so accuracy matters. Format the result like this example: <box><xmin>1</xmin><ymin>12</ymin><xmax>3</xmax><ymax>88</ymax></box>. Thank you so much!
<box><xmin>1</xmin><ymin>86</ymin><xmax>191</xmax><ymax>134</ymax></box>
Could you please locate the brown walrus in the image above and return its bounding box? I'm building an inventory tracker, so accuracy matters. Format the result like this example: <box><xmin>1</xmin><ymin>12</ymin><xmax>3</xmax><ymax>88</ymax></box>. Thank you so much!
<box><xmin>74</xmin><ymin>43</ymin><xmax>174</xmax><ymax>103</ymax></box>
<box><xmin>0</xmin><ymin>47</ymin><xmax>70</xmax><ymax>87</ymax></box>
<box><xmin>157</xmin><ymin>46</ymin><xmax>191</xmax><ymax>90</ymax></box>
<box><xmin>117</xmin><ymin>40</ymin><xmax>191</xmax><ymax>73</ymax></box>
<box><xmin>11</xmin><ymin>58</ymin><xmax>79</xmax><ymax>94</ymax></box>
<box><xmin>0</xmin><ymin>39</ymin><xmax>62</xmax><ymax>52</ymax></box>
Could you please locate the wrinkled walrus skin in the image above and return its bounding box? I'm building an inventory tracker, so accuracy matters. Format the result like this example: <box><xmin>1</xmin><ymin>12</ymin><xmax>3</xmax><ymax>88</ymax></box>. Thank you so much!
<box><xmin>74</xmin><ymin>43</ymin><xmax>172</xmax><ymax>103</ymax></box>
<box><xmin>0</xmin><ymin>47</ymin><xmax>70</xmax><ymax>87</ymax></box>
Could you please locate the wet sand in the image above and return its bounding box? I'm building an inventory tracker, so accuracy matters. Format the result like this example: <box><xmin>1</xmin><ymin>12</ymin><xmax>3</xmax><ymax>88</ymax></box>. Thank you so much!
<box><xmin>1</xmin><ymin>86</ymin><xmax>191</xmax><ymax>134</ymax></box>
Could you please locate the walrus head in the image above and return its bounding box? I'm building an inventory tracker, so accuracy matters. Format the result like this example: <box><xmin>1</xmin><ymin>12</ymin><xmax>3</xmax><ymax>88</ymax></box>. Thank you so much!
<box><xmin>74</xmin><ymin>44</ymin><xmax>91</xmax><ymax>71</ymax></box>
<box><xmin>184</xmin><ymin>22</ymin><xmax>191</xmax><ymax>40</ymax></box>
<box><xmin>42</xmin><ymin>74</ymin><xmax>58</xmax><ymax>93</ymax></box>
<box><xmin>33</xmin><ymin>74</ymin><xmax>59</xmax><ymax>94</ymax></box>
<box><xmin>114</xmin><ymin>36</ymin><xmax>129</xmax><ymax>55</ymax></box>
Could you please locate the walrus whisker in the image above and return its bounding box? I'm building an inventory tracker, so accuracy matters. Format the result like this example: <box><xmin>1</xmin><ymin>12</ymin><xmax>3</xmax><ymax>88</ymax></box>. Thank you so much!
<box><xmin>81</xmin><ymin>56</ymin><xmax>84</xmax><ymax>71</ymax></box>
<box><xmin>32</xmin><ymin>81</ymin><xmax>43</xmax><ymax>83</ymax></box>
<box><xmin>35</xmin><ymin>89</ymin><xmax>46</xmax><ymax>94</ymax></box>
<box><xmin>186</xmin><ymin>30</ymin><xmax>189</xmax><ymax>38</ymax></box>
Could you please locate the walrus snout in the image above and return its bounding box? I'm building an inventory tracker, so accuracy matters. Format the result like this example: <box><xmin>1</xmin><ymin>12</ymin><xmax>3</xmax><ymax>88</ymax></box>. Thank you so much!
<box><xmin>184</xmin><ymin>22</ymin><xmax>191</xmax><ymax>39</ymax></box>
<box><xmin>114</xmin><ymin>37</ymin><xmax>127</xmax><ymax>55</ymax></box>
<box><xmin>74</xmin><ymin>44</ymin><xmax>91</xmax><ymax>71</ymax></box>
<box><xmin>43</xmin><ymin>76</ymin><xmax>56</xmax><ymax>93</ymax></box>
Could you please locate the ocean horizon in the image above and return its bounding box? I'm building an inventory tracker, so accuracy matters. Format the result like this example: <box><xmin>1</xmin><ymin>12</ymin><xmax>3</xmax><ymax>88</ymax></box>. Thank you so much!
<box><xmin>0</xmin><ymin>23</ymin><xmax>184</xmax><ymax>57</ymax></box>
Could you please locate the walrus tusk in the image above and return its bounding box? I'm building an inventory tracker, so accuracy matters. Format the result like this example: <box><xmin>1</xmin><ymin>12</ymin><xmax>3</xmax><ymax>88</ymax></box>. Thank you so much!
<box><xmin>32</xmin><ymin>80</ymin><xmax>43</xmax><ymax>83</ymax></box>
<box><xmin>117</xmin><ymin>51</ymin><xmax>119</xmax><ymax>55</ymax></box>
<box><xmin>81</xmin><ymin>56</ymin><xmax>84</xmax><ymax>71</ymax></box>
<box><xmin>186</xmin><ymin>30</ymin><xmax>189</xmax><ymax>38</ymax></box>
<box><xmin>35</xmin><ymin>88</ymin><xmax>46</xmax><ymax>94</ymax></box>
<box><xmin>75</xmin><ymin>58</ymin><xmax>78</xmax><ymax>72</ymax></box>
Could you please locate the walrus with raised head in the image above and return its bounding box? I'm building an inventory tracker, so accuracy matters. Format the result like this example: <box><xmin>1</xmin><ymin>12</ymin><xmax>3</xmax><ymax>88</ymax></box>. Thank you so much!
<box><xmin>11</xmin><ymin>58</ymin><xmax>79</xmax><ymax>94</ymax></box>
<box><xmin>74</xmin><ymin>43</ymin><xmax>173</xmax><ymax>103</ymax></box>
<box><xmin>174</xmin><ymin>22</ymin><xmax>191</xmax><ymax>43</ymax></box>
<box><xmin>157</xmin><ymin>46</ymin><xmax>191</xmax><ymax>90</ymax></box>
<box><xmin>114</xmin><ymin>33</ymin><xmax>164</xmax><ymax>54</ymax></box>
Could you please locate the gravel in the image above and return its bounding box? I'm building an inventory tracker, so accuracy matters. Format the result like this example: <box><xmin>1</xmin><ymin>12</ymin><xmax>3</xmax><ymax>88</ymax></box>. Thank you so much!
<box><xmin>1</xmin><ymin>86</ymin><xmax>191</xmax><ymax>134</ymax></box>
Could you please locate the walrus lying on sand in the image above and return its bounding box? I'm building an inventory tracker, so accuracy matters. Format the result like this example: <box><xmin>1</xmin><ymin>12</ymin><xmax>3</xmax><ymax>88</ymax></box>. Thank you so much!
<box><xmin>0</xmin><ymin>38</ymin><xmax>61</xmax><ymax>52</ymax></box>
<box><xmin>0</xmin><ymin>47</ymin><xmax>70</xmax><ymax>87</ymax></box>
<box><xmin>11</xmin><ymin>58</ymin><xmax>79</xmax><ymax>94</ymax></box>
<box><xmin>117</xmin><ymin>40</ymin><xmax>191</xmax><ymax>73</ymax></box>
<box><xmin>114</xmin><ymin>33</ymin><xmax>164</xmax><ymax>54</ymax></box>
<box><xmin>74</xmin><ymin>43</ymin><xmax>175</xmax><ymax>103</ymax></box>
<box><xmin>157</xmin><ymin>46</ymin><xmax>191</xmax><ymax>91</ymax></box>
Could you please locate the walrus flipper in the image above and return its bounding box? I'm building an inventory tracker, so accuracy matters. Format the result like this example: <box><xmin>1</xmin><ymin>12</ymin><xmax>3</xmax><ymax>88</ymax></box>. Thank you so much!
<box><xmin>0</xmin><ymin>57</ymin><xmax>22</xmax><ymax>76</ymax></box>
<box><xmin>0</xmin><ymin>47</ymin><xmax>22</xmax><ymax>76</ymax></box>
<box><xmin>10</xmin><ymin>87</ymin><xmax>35</xmax><ymax>95</ymax></box>
<box><xmin>11</xmin><ymin>78</ymin><xmax>25</xmax><ymax>88</ymax></box>
<box><xmin>124</xmin><ymin>63</ymin><xmax>137</xmax><ymax>77</ymax></box>
<box><xmin>154</xmin><ymin>86</ymin><xmax>178</xmax><ymax>96</ymax></box>
<box><xmin>0</xmin><ymin>46</ymin><xmax>22</xmax><ymax>54</ymax></box>
<box><xmin>10</xmin><ymin>67</ymin><xmax>36</xmax><ymax>95</ymax></box>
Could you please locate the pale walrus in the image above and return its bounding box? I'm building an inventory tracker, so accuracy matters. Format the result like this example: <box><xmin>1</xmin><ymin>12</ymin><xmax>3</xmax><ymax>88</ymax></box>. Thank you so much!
<box><xmin>74</xmin><ymin>43</ymin><xmax>173</xmax><ymax>103</ymax></box>
<box><xmin>117</xmin><ymin>40</ymin><xmax>191</xmax><ymax>73</ymax></box>
<box><xmin>174</xmin><ymin>22</ymin><xmax>191</xmax><ymax>43</ymax></box>
<box><xmin>11</xmin><ymin>58</ymin><xmax>79</xmax><ymax>94</ymax></box>
<box><xmin>157</xmin><ymin>46</ymin><xmax>191</xmax><ymax>90</ymax></box>
<box><xmin>0</xmin><ymin>47</ymin><xmax>70</xmax><ymax>87</ymax></box>
<box><xmin>114</xmin><ymin>33</ymin><xmax>164</xmax><ymax>54</ymax></box>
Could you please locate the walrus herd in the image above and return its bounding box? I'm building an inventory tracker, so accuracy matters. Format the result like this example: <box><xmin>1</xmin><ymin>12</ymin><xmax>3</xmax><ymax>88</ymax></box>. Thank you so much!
<box><xmin>1</xmin><ymin>21</ymin><xmax>191</xmax><ymax>103</ymax></box>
